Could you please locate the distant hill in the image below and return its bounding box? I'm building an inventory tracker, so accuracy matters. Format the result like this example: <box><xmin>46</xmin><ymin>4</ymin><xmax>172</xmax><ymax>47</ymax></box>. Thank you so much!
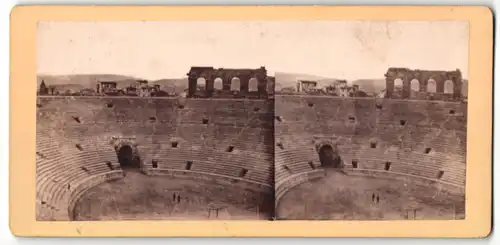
<box><xmin>274</xmin><ymin>72</ymin><xmax>344</xmax><ymax>91</ymax></box>
<box><xmin>37</xmin><ymin>74</ymin><xmax>189</xmax><ymax>93</ymax></box>
<box><xmin>37</xmin><ymin>74</ymin><xmax>140</xmax><ymax>89</ymax></box>
<box><xmin>150</xmin><ymin>78</ymin><xmax>189</xmax><ymax>93</ymax></box>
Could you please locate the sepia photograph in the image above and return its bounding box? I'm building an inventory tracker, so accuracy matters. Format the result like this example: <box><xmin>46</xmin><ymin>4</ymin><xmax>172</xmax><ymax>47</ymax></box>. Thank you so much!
<box><xmin>35</xmin><ymin>20</ymin><xmax>470</xmax><ymax>221</ymax></box>
<box><xmin>274</xmin><ymin>21</ymin><xmax>469</xmax><ymax>220</ymax></box>
<box><xmin>35</xmin><ymin>21</ymin><xmax>276</xmax><ymax>221</ymax></box>
<box><xmin>11</xmin><ymin>5</ymin><xmax>491</xmax><ymax>237</ymax></box>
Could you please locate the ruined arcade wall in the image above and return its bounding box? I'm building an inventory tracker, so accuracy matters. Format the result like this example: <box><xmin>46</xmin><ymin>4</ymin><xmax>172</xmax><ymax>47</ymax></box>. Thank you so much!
<box><xmin>385</xmin><ymin>67</ymin><xmax>464</xmax><ymax>100</ymax></box>
<box><xmin>187</xmin><ymin>66</ymin><xmax>270</xmax><ymax>98</ymax></box>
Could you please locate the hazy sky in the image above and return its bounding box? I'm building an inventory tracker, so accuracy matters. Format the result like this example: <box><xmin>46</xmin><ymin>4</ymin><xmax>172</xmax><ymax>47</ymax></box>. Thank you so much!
<box><xmin>37</xmin><ymin>21</ymin><xmax>469</xmax><ymax>81</ymax></box>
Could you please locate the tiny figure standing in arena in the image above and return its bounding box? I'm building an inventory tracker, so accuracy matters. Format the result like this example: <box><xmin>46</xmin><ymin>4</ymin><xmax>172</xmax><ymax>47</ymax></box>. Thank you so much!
<box><xmin>376</xmin><ymin>195</ymin><xmax>380</xmax><ymax>204</ymax></box>
<box><xmin>372</xmin><ymin>193</ymin><xmax>375</xmax><ymax>203</ymax></box>
<box><xmin>173</xmin><ymin>193</ymin><xmax>176</xmax><ymax>202</ymax></box>
<box><xmin>177</xmin><ymin>195</ymin><xmax>181</xmax><ymax>203</ymax></box>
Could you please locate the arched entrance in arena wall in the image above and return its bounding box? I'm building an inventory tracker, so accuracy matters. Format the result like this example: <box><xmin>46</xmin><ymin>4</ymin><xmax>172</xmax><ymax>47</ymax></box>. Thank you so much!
<box><xmin>111</xmin><ymin>137</ymin><xmax>142</xmax><ymax>169</ymax></box>
<box><xmin>116</xmin><ymin>144</ymin><xmax>141</xmax><ymax>169</ymax></box>
<box><xmin>318</xmin><ymin>144</ymin><xmax>342</xmax><ymax>168</ymax></box>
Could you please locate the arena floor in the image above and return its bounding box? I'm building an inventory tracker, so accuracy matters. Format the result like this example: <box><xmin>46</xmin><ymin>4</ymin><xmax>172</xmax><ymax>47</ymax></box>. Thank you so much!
<box><xmin>276</xmin><ymin>170</ymin><xmax>465</xmax><ymax>220</ymax></box>
<box><xmin>73</xmin><ymin>170</ymin><xmax>272</xmax><ymax>220</ymax></box>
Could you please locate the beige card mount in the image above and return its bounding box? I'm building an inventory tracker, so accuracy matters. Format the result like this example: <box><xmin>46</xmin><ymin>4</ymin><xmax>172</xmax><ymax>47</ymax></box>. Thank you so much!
<box><xmin>10</xmin><ymin>5</ymin><xmax>492</xmax><ymax>237</ymax></box>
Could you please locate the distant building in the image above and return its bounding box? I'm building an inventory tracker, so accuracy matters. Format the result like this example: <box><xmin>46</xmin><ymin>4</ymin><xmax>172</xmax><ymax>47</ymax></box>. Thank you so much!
<box><xmin>324</xmin><ymin>81</ymin><xmax>367</xmax><ymax>97</ymax></box>
<box><xmin>135</xmin><ymin>81</ymin><xmax>165</xmax><ymax>97</ymax></box>
<box><xmin>38</xmin><ymin>80</ymin><xmax>49</xmax><ymax>95</ymax></box>
<box><xmin>97</xmin><ymin>81</ymin><xmax>119</xmax><ymax>95</ymax></box>
<box><xmin>337</xmin><ymin>81</ymin><xmax>349</xmax><ymax>97</ymax></box>
<box><xmin>137</xmin><ymin>81</ymin><xmax>150</xmax><ymax>97</ymax></box>
<box><xmin>80</xmin><ymin>88</ymin><xmax>96</xmax><ymax>96</ymax></box>
<box><xmin>280</xmin><ymin>87</ymin><xmax>296</xmax><ymax>93</ymax></box>
<box><xmin>98</xmin><ymin>81</ymin><xmax>117</xmax><ymax>93</ymax></box>
<box><xmin>323</xmin><ymin>80</ymin><xmax>347</xmax><ymax>96</ymax></box>
<box><xmin>296</xmin><ymin>80</ymin><xmax>318</xmax><ymax>93</ymax></box>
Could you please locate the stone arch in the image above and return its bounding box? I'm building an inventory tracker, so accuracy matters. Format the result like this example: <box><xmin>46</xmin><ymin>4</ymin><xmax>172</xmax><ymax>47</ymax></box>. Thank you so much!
<box><xmin>112</xmin><ymin>139</ymin><xmax>142</xmax><ymax>169</ymax></box>
<box><xmin>314</xmin><ymin>139</ymin><xmax>335</xmax><ymax>152</ymax></box>
<box><xmin>196</xmin><ymin>77</ymin><xmax>206</xmax><ymax>91</ymax></box>
<box><xmin>444</xmin><ymin>80</ymin><xmax>454</xmax><ymax>94</ymax></box>
<box><xmin>391</xmin><ymin>78</ymin><xmax>403</xmax><ymax>98</ymax></box>
<box><xmin>394</xmin><ymin>78</ymin><xmax>403</xmax><ymax>89</ymax></box>
<box><xmin>116</xmin><ymin>145</ymin><xmax>140</xmax><ymax>168</ymax></box>
<box><xmin>410</xmin><ymin>79</ymin><xmax>420</xmax><ymax>92</ymax></box>
<box><xmin>317</xmin><ymin>144</ymin><xmax>342</xmax><ymax>168</ymax></box>
<box><xmin>427</xmin><ymin>78</ymin><xmax>437</xmax><ymax>93</ymax></box>
<box><xmin>231</xmin><ymin>77</ymin><xmax>241</xmax><ymax>91</ymax></box>
<box><xmin>315</xmin><ymin>139</ymin><xmax>342</xmax><ymax>168</ymax></box>
<box><xmin>117</xmin><ymin>145</ymin><xmax>135</xmax><ymax>168</ymax></box>
<box><xmin>213</xmin><ymin>77</ymin><xmax>223</xmax><ymax>91</ymax></box>
<box><xmin>248</xmin><ymin>77</ymin><xmax>258</xmax><ymax>92</ymax></box>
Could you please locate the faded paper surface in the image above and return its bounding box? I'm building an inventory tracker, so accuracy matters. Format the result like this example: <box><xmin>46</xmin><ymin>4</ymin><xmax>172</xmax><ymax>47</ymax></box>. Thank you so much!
<box><xmin>10</xmin><ymin>6</ymin><xmax>492</xmax><ymax>237</ymax></box>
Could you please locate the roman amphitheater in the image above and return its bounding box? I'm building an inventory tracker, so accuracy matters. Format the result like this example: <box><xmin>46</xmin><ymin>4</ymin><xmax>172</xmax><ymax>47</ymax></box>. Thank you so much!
<box><xmin>36</xmin><ymin>66</ymin><xmax>468</xmax><ymax>221</ymax></box>
<box><xmin>36</xmin><ymin>67</ymin><xmax>275</xmax><ymax>221</ymax></box>
<box><xmin>275</xmin><ymin>68</ymin><xmax>467</xmax><ymax>220</ymax></box>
